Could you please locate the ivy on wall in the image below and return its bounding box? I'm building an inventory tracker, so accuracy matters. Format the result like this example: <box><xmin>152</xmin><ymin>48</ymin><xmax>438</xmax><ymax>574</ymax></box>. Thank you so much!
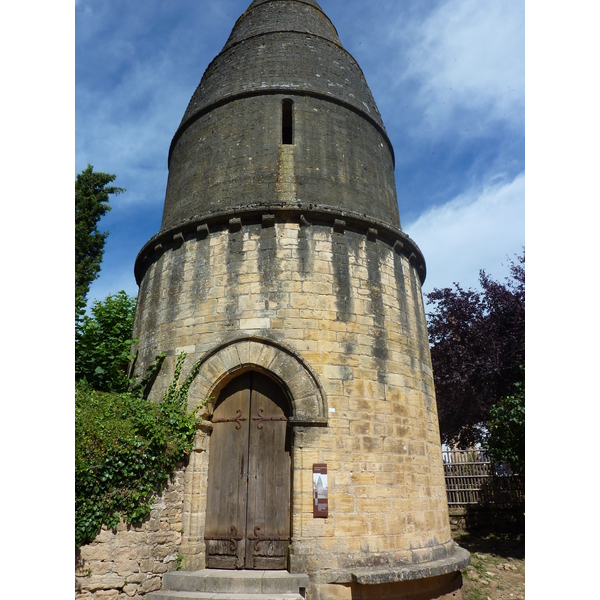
<box><xmin>75</xmin><ymin>352</ymin><xmax>205</xmax><ymax>548</ymax></box>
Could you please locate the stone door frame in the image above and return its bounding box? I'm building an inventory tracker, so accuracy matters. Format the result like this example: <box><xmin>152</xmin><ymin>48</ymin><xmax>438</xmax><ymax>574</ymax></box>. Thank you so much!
<box><xmin>205</xmin><ymin>370</ymin><xmax>291</xmax><ymax>569</ymax></box>
<box><xmin>179</xmin><ymin>336</ymin><xmax>328</xmax><ymax>570</ymax></box>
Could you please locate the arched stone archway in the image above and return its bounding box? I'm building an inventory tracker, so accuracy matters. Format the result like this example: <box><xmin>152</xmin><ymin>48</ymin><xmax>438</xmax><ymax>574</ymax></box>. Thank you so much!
<box><xmin>205</xmin><ymin>370</ymin><xmax>291</xmax><ymax>569</ymax></box>
<box><xmin>179</xmin><ymin>337</ymin><xmax>327</xmax><ymax>570</ymax></box>
<box><xmin>188</xmin><ymin>336</ymin><xmax>328</xmax><ymax>425</ymax></box>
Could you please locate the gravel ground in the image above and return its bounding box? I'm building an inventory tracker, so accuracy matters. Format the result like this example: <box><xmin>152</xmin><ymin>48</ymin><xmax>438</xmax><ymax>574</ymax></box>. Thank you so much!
<box><xmin>453</xmin><ymin>532</ymin><xmax>525</xmax><ymax>600</ymax></box>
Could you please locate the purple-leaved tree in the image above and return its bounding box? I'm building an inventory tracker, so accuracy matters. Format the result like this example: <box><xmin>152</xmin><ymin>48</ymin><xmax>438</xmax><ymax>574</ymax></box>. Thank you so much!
<box><xmin>426</xmin><ymin>251</ymin><xmax>525</xmax><ymax>448</ymax></box>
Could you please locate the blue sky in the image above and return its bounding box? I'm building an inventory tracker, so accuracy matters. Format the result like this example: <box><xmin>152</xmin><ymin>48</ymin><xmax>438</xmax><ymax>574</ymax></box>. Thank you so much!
<box><xmin>76</xmin><ymin>0</ymin><xmax>525</xmax><ymax>309</ymax></box>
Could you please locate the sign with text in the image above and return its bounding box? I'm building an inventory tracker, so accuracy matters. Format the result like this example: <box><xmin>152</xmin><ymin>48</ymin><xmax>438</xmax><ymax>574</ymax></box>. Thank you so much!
<box><xmin>312</xmin><ymin>464</ymin><xmax>328</xmax><ymax>518</ymax></box>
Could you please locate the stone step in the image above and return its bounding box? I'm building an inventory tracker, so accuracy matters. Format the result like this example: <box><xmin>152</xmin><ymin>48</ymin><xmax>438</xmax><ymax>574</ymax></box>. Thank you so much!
<box><xmin>146</xmin><ymin>570</ymin><xmax>309</xmax><ymax>600</ymax></box>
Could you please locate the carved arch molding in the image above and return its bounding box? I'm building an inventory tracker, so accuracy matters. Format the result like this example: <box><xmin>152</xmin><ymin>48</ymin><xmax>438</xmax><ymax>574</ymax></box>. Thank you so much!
<box><xmin>188</xmin><ymin>337</ymin><xmax>328</xmax><ymax>425</ymax></box>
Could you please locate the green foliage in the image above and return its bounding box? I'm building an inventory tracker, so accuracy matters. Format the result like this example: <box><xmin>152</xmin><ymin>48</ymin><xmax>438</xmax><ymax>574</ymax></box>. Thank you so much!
<box><xmin>75</xmin><ymin>352</ymin><xmax>206</xmax><ymax>548</ymax></box>
<box><xmin>75</xmin><ymin>164</ymin><xmax>124</xmax><ymax>319</ymax></box>
<box><xmin>484</xmin><ymin>374</ymin><xmax>525</xmax><ymax>473</ymax></box>
<box><xmin>75</xmin><ymin>291</ymin><xmax>138</xmax><ymax>392</ymax></box>
<box><xmin>426</xmin><ymin>251</ymin><xmax>524</xmax><ymax>447</ymax></box>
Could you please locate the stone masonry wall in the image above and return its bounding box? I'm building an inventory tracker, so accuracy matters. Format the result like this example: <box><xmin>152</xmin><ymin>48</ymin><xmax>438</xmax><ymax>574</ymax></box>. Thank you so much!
<box><xmin>131</xmin><ymin>219</ymin><xmax>453</xmax><ymax>579</ymax></box>
<box><xmin>163</xmin><ymin>94</ymin><xmax>398</xmax><ymax>233</ymax></box>
<box><xmin>75</xmin><ymin>469</ymin><xmax>186</xmax><ymax>600</ymax></box>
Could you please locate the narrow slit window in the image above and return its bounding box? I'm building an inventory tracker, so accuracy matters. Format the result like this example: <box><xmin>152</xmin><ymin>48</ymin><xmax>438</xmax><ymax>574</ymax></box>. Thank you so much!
<box><xmin>282</xmin><ymin>99</ymin><xmax>293</xmax><ymax>144</ymax></box>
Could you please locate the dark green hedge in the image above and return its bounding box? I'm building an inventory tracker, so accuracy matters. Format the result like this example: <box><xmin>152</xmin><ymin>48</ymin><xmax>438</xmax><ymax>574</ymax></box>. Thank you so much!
<box><xmin>75</xmin><ymin>353</ymin><xmax>202</xmax><ymax>548</ymax></box>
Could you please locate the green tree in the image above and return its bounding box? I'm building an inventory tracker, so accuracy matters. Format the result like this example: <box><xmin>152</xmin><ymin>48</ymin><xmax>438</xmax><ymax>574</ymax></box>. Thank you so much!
<box><xmin>484</xmin><ymin>376</ymin><xmax>525</xmax><ymax>473</ymax></box>
<box><xmin>75</xmin><ymin>291</ymin><xmax>137</xmax><ymax>392</ymax></box>
<box><xmin>75</xmin><ymin>164</ymin><xmax>124</xmax><ymax>319</ymax></box>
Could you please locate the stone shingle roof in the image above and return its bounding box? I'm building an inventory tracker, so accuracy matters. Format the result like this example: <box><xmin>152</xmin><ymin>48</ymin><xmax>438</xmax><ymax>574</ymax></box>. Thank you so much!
<box><xmin>178</xmin><ymin>0</ymin><xmax>384</xmax><ymax>133</ymax></box>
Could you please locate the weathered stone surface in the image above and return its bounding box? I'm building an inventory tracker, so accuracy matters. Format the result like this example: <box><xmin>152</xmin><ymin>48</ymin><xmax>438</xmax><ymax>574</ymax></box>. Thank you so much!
<box><xmin>139</xmin><ymin>577</ymin><xmax>162</xmax><ymax>594</ymax></box>
<box><xmin>78</xmin><ymin>575</ymin><xmax>125</xmax><ymax>592</ymax></box>
<box><xmin>76</xmin><ymin>472</ymin><xmax>184</xmax><ymax>599</ymax></box>
<box><xmin>351</xmin><ymin>546</ymin><xmax>470</xmax><ymax>585</ymax></box>
<box><xmin>310</xmin><ymin>583</ymin><xmax>353</xmax><ymax>600</ymax></box>
<box><xmin>113</xmin><ymin>560</ymin><xmax>140</xmax><ymax>576</ymax></box>
<box><xmin>93</xmin><ymin>591</ymin><xmax>120</xmax><ymax>600</ymax></box>
<box><xmin>122</xmin><ymin>584</ymin><xmax>138</xmax><ymax>597</ymax></box>
<box><xmin>164</xmin><ymin>19</ymin><xmax>399</xmax><ymax>231</ymax></box>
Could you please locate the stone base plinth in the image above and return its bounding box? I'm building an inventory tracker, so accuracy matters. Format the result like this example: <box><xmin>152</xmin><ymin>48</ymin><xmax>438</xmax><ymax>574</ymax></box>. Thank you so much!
<box><xmin>310</xmin><ymin>571</ymin><xmax>463</xmax><ymax>600</ymax></box>
<box><xmin>306</xmin><ymin>546</ymin><xmax>469</xmax><ymax>600</ymax></box>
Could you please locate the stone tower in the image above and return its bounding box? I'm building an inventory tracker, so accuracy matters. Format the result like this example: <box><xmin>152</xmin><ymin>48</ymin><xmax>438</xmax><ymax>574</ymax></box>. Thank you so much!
<box><xmin>132</xmin><ymin>1</ymin><xmax>469</xmax><ymax>598</ymax></box>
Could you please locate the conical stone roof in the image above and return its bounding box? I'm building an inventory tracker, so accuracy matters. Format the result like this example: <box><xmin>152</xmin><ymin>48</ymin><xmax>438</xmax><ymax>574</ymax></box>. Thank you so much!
<box><xmin>160</xmin><ymin>0</ymin><xmax>405</xmax><ymax>239</ymax></box>
<box><xmin>177</xmin><ymin>0</ymin><xmax>386</xmax><ymax>144</ymax></box>
<box><xmin>225</xmin><ymin>0</ymin><xmax>341</xmax><ymax>51</ymax></box>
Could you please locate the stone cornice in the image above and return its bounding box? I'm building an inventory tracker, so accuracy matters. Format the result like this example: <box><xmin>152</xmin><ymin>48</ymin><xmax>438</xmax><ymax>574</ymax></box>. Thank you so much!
<box><xmin>134</xmin><ymin>205</ymin><xmax>427</xmax><ymax>286</ymax></box>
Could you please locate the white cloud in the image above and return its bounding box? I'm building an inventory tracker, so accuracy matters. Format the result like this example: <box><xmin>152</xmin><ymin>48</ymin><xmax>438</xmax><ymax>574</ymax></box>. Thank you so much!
<box><xmin>394</xmin><ymin>0</ymin><xmax>524</xmax><ymax>135</ymax></box>
<box><xmin>76</xmin><ymin>49</ymin><xmax>190</xmax><ymax>209</ymax></box>
<box><xmin>405</xmin><ymin>171</ymin><xmax>525</xmax><ymax>299</ymax></box>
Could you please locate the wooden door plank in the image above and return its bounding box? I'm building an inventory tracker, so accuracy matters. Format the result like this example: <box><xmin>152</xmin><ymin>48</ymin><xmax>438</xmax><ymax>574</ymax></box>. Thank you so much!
<box><xmin>205</xmin><ymin>372</ymin><xmax>252</xmax><ymax>569</ymax></box>
<box><xmin>245</xmin><ymin>372</ymin><xmax>290</xmax><ymax>569</ymax></box>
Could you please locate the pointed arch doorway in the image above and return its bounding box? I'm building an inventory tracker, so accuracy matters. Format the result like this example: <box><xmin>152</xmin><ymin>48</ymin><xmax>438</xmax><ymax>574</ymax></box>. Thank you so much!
<box><xmin>204</xmin><ymin>370</ymin><xmax>291</xmax><ymax>570</ymax></box>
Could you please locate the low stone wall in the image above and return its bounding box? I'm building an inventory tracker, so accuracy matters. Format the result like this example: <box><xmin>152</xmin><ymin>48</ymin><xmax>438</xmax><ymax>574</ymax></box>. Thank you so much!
<box><xmin>75</xmin><ymin>469</ymin><xmax>186</xmax><ymax>600</ymax></box>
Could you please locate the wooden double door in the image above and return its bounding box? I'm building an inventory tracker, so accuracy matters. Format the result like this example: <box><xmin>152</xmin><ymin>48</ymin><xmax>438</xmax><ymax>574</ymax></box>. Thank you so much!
<box><xmin>204</xmin><ymin>371</ymin><xmax>291</xmax><ymax>569</ymax></box>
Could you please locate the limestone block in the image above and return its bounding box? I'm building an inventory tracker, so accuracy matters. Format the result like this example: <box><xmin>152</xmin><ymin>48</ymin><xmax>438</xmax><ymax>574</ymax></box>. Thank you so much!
<box><xmin>111</xmin><ymin>559</ymin><xmax>140</xmax><ymax>577</ymax></box>
<box><xmin>311</xmin><ymin>583</ymin><xmax>353</xmax><ymax>600</ymax></box>
<box><xmin>351</xmin><ymin>472</ymin><xmax>374</xmax><ymax>485</ymax></box>
<box><xmin>323</xmin><ymin>364</ymin><xmax>354</xmax><ymax>381</ymax></box>
<box><xmin>356</xmin><ymin>499</ymin><xmax>391</xmax><ymax>514</ymax></box>
<box><xmin>122</xmin><ymin>572</ymin><xmax>147</xmax><ymax>584</ymax></box>
<box><xmin>254</xmin><ymin>342</ymin><xmax>280</xmax><ymax>369</ymax></box>
<box><xmin>79</xmin><ymin>545</ymin><xmax>113</xmax><ymax>561</ymax></box>
<box><xmin>139</xmin><ymin>576</ymin><xmax>162</xmax><ymax>594</ymax></box>
<box><xmin>94</xmin><ymin>528</ymin><xmax>117</xmax><ymax>544</ymax></box>
<box><xmin>199</xmin><ymin>353</ymin><xmax>227</xmax><ymax>384</ymax></box>
<box><xmin>95</xmin><ymin>591</ymin><xmax>120</xmax><ymax>600</ymax></box>
<box><xmin>115</xmin><ymin>530</ymin><xmax>146</xmax><ymax>545</ymax></box>
<box><xmin>329</xmin><ymin>494</ymin><xmax>354</xmax><ymax>513</ymax></box>
<box><xmin>151</xmin><ymin>544</ymin><xmax>176</xmax><ymax>561</ymax></box>
<box><xmin>231</xmin><ymin>339</ymin><xmax>252</xmax><ymax>365</ymax></box>
<box><xmin>122</xmin><ymin>583</ymin><xmax>139</xmax><ymax>597</ymax></box>
<box><xmin>333</xmin><ymin>515</ymin><xmax>369</xmax><ymax>537</ymax></box>
<box><xmin>369</xmin><ymin>514</ymin><xmax>388</xmax><ymax>536</ymax></box>
<box><xmin>139</xmin><ymin>559</ymin><xmax>155</xmax><ymax>573</ymax></box>
<box><xmin>87</xmin><ymin>560</ymin><xmax>114</xmax><ymax>576</ymax></box>
<box><xmin>240</xmin><ymin>316</ymin><xmax>271</xmax><ymax>330</ymax></box>
<box><xmin>79</xmin><ymin>575</ymin><xmax>125</xmax><ymax>592</ymax></box>
<box><xmin>152</xmin><ymin>561</ymin><xmax>170</xmax><ymax>574</ymax></box>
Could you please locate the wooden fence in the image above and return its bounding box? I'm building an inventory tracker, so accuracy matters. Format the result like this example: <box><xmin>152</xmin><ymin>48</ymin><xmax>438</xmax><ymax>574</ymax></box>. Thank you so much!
<box><xmin>442</xmin><ymin>449</ymin><xmax>524</xmax><ymax>507</ymax></box>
